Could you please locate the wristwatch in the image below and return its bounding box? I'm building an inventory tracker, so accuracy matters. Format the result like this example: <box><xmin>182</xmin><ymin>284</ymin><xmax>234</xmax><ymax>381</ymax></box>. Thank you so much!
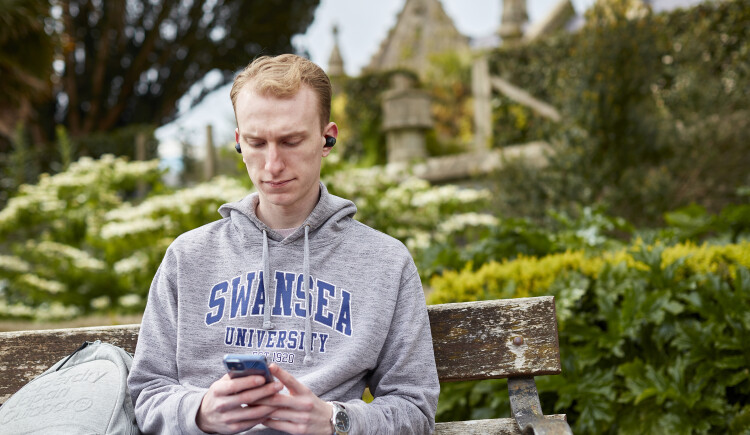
<box><xmin>329</xmin><ymin>401</ymin><xmax>351</xmax><ymax>435</ymax></box>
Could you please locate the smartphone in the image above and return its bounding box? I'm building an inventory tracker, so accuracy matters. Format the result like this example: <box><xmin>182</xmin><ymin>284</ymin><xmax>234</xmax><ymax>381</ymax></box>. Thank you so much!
<box><xmin>223</xmin><ymin>354</ymin><xmax>274</xmax><ymax>384</ymax></box>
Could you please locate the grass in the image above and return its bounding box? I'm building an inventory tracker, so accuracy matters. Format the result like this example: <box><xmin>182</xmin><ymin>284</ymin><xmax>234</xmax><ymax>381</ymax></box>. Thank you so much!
<box><xmin>0</xmin><ymin>314</ymin><xmax>143</xmax><ymax>332</ymax></box>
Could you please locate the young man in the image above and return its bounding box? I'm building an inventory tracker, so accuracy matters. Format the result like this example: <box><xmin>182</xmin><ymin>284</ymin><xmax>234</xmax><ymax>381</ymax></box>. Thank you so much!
<box><xmin>127</xmin><ymin>54</ymin><xmax>440</xmax><ymax>434</ymax></box>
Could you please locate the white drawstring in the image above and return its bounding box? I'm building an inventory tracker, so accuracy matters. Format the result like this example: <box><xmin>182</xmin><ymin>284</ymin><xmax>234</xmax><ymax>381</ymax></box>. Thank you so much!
<box><xmin>303</xmin><ymin>225</ymin><xmax>313</xmax><ymax>364</ymax></box>
<box><xmin>262</xmin><ymin>230</ymin><xmax>274</xmax><ymax>330</ymax></box>
<box><xmin>261</xmin><ymin>227</ymin><xmax>313</xmax><ymax>364</ymax></box>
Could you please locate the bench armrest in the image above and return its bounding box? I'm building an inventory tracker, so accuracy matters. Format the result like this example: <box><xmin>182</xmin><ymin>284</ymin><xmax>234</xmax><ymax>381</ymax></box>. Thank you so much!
<box><xmin>509</xmin><ymin>377</ymin><xmax>573</xmax><ymax>435</ymax></box>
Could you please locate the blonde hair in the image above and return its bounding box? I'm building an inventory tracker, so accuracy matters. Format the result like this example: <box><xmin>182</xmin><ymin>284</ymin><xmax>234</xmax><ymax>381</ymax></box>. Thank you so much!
<box><xmin>230</xmin><ymin>54</ymin><xmax>332</xmax><ymax>130</ymax></box>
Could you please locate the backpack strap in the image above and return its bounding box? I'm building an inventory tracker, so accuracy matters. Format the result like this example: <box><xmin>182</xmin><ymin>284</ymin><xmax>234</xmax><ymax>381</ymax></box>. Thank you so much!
<box><xmin>56</xmin><ymin>341</ymin><xmax>91</xmax><ymax>372</ymax></box>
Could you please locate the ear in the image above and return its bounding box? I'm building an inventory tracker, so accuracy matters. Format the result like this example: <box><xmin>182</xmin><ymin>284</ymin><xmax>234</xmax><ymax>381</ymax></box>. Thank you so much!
<box><xmin>235</xmin><ymin>128</ymin><xmax>246</xmax><ymax>163</ymax></box>
<box><xmin>322</xmin><ymin>122</ymin><xmax>338</xmax><ymax>157</ymax></box>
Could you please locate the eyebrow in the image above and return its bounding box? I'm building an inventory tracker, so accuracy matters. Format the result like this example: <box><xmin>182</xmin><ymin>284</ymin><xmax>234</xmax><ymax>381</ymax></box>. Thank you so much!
<box><xmin>241</xmin><ymin>131</ymin><xmax>308</xmax><ymax>141</ymax></box>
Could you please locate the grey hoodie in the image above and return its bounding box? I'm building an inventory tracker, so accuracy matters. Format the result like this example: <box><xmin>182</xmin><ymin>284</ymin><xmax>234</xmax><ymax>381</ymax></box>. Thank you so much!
<box><xmin>128</xmin><ymin>183</ymin><xmax>439</xmax><ymax>434</ymax></box>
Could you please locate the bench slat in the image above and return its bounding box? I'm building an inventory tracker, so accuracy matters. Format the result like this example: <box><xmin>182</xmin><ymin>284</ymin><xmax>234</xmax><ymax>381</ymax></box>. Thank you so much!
<box><xmin>429</xmin><ymin>296</ymin><xmax>561</xmax><ymax>381</ymax></box>
<box><xmin>434</xmin><ymin>415</ymin><xmax>567</xmax><ymax>434</ymax></box>
<box><xmin>1</xmin><ymin>296</ymin><xmax>562</xmax><ymax>403</ymax></box>
<box><xmin>0</xmin><ymin>324</ymin><xmax>140</xmax><ymax>404</ymax></box>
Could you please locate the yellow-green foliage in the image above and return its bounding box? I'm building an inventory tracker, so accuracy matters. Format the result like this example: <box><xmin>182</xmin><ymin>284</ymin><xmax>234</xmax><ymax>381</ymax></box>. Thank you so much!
<box><xmin>661</xmin><ymin>241</ymin><xmax>750</xmax><ymax>275</ymax></box>
<box><xmin>428</xmin><ymin>241</ymin><xmax>750</xmax><ymax>305</ymax></box>
<box><xmin>434</xmin><ymin>240</ymin><xmax>750</xmax><ymax>433</ymax></box>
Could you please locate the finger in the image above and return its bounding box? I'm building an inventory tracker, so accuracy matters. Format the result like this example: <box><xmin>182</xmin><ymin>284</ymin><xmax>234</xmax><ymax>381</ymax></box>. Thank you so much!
<box><xmin>217</xmin><ymin>375</ymin><xmax>271</xmax><ymax>396</ymax></box>
<box><xmin>269</xmin><ymin>363</ymin><xmax>310</xmax><ymax>395</ymax></box>
<box><xmin>219</xmin><ymin>417</ymin><xmax>268</xmax><ymax>435</ymax></box>
<box><xmin>222</xmin><ymin>404</ymin><xmax>277</xmax><ymax>424</ymax></box>
<box><xmin>266</xmin><ymin>407</ymin><xmax>314</xmax><ymax>422</ymax></box>
<box><xmin>254</xmin><ymin>393</ymin><xmax>317</xmax><ymax>412</ymax></box>
<box><xmin>231</xmin><ymin>375</ymin><xmax>274</xmax><ymax>394</ymax></box>
<box><xmin>263</xmin><ymin>418</ymin><xmax>308</xmax><ymax>434</ymax></box>
<box><xmin>234</xmin><ymin>380</ymin><xmax>283</xmax><ymax>405</ymax></box>
<box><xmin>254</xmin><ymin>393</ymin><xmax>297</xmax><ymax>409</ymax></box>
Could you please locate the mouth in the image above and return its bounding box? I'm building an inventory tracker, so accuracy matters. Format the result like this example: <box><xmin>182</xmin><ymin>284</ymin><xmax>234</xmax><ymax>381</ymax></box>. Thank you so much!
<box><xmin>265</xmin><ymin>179</ymin><xmax>293</xmax><ymax>188</ymax></box>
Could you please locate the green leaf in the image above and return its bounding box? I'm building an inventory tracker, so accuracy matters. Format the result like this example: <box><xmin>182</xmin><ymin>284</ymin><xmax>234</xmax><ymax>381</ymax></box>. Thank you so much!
<box><xmin>730</xmin><ymin>405</ymin><xmax>750</xmax><ymax>434</ymax></box>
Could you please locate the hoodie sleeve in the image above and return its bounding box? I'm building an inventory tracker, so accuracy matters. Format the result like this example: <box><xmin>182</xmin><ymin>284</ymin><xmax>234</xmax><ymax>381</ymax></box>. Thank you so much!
<box><xmin>342</xmin><ymin>263</ymin><xmax>440</xmax><ymax>435</ymax></box>
<box><xmin>127</xmin><ymin>249</ymin><xmax>212</xmax><ymax>435</ymax></box>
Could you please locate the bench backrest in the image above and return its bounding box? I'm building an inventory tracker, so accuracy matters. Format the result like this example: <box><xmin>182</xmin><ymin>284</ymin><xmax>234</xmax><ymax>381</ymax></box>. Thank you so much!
<box><xmin>429</xmin><ymin>296</ymin><xmax>561</xmax><ymax>382</ymax></box>
<box><xmin>0</xmin><ymin>296</ymin><xmax>561</xmax><ymax>404</ymax></box>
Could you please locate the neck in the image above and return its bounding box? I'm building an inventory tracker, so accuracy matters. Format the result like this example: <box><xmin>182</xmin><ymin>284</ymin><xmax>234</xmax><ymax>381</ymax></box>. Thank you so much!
<box><xmin>256</xmin><ymin>186</ymin><xmax>321</xmax><ymax>229</ymax></box>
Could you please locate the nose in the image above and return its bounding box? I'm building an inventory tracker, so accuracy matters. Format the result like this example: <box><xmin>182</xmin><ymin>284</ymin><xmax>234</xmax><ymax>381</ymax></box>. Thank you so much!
<box><xmin>265</xmin><ymin>143</ymin><xmax>285</xmax><ymax>175</ymax></box>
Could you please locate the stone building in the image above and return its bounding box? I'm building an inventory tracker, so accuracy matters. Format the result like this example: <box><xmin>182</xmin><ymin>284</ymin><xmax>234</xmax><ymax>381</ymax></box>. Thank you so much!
<box><xmin>328</xmin><ymin>25</ymin><xmax>345</xmax><ymax>77</ymax></box>
<box><xmin>499</xmin><ymin>0</ymin><xmax>529</xmax><ymax>43</ymax></box>
<box><xmin>326</xmin><ymin>0</ymin><xmax>574</xmax><ymax>168</ymax></box>
<box><xmin>364</xmin><ymin>0</ymin><xmax>469</xmax><ymax>78</ymax></box>
<box><xmin>327</xmin><ymin>24</ymin><xmax>346</xmax><ymax>95</ymax></box>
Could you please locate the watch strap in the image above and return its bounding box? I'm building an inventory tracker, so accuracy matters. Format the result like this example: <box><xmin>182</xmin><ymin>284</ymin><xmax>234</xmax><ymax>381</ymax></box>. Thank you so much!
<box><xmin>329</xmin><ymin>401</ymin><xmax>351</xmax><ymax>435</ymax></box>
<box><xmin>328</xmin><ymin>402</ymin><xmax>336</xmax><ymax>435</ymax></box>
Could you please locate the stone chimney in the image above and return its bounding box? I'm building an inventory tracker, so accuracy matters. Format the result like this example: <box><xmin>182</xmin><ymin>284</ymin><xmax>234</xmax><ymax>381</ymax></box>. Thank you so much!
<box><xmin>499</xmin><ymin>0</ymin><xmax>528</xmax><ymax>43</ymax></box>
<box><xmin>381</xmin><ymin>72</ymin><xmax>432</xmax><ymax>163</ymax></box>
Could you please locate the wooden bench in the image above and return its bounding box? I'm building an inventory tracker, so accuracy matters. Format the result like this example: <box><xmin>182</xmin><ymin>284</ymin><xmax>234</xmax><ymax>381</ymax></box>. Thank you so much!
<box><xmin>0</xmin><ymin>296</ymin><xmax>572</xmax><ymax>434</ymax></box>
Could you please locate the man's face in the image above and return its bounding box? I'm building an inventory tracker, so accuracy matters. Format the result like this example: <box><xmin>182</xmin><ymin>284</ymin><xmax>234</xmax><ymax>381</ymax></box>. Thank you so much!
<box><xmin>234</xmin><ymin>84</ymin><xmax>336</xmax><ymax>219</ymax></box>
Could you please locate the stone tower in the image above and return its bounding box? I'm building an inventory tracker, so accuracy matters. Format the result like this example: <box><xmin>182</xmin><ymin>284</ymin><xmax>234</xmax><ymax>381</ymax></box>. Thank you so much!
<box><xmin>381</xmin><ymin>72</ymin><xmax>433</xmax><ymax>163</ymax></box>
<box><xmin>499</xmin><ymin>0</ymin><xmax>528</xmax><ymax>43</ymax></box>
<box><xmin>328</xmin><ymin>24</ymin><xmax>345</xmax><ymax>77</ymax></box>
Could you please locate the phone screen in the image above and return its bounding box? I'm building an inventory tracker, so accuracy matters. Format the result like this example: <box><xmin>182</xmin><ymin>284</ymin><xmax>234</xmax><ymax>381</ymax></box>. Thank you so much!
<box><xmin>223</xmin><ymin>354</ymin><xmax>274</xmax><ymax>384</ymax></box>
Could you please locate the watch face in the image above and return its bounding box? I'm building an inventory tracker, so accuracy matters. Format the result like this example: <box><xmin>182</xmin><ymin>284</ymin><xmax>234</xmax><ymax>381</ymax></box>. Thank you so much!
<box><xmin>334</xmin><ymin>410</ymin><xmax>351</xmax><ymax>432</ymax></box>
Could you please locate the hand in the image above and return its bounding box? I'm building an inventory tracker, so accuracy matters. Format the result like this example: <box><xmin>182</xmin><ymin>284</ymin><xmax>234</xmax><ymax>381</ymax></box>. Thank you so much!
<box><xmin>257</xmin><ymin>364</ymin><xmax>335</xmax><ymax>435</ymax></box>
<box><xmin>196</xmin><ymin>373</ymin><xmax>284</xmax><ymax>434</ymax></box>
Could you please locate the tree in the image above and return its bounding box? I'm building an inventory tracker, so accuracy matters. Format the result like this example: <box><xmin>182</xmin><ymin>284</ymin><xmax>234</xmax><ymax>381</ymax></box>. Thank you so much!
<box><xmin>1</xmin><ymin>0</ymin><xmax>320</xmax><ymax>157</ymax></box>
<box><xmin>0</xmin><ymin>0</ymin><xmax>54</xmax><ymax>145</ymax></box>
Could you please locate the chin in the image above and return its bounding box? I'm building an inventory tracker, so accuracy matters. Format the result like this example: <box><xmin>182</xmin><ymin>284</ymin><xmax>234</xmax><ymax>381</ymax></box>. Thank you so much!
<box><xmin>261</xmin><ymin>191</ymin><xmax>297</xmax><ymax>206</ymax></box>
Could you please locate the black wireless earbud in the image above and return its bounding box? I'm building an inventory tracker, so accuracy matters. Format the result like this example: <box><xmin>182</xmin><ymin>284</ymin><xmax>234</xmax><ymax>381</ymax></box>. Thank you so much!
<box><xmin>325</xmin><ymin>136</ymin><xmax>336</xmax><ymax>148</ymax></box>
<box><xmin>235</xmin><ymin>142</ymin><xmax>242</xmax><ymax>154</ymax></box>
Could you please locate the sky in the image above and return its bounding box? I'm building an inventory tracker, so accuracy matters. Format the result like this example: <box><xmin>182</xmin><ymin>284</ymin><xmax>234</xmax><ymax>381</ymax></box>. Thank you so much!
<box><xmin>155</xmin><ymin>0</ymin><xmax>598</xmax><ymax>161</ymax></box>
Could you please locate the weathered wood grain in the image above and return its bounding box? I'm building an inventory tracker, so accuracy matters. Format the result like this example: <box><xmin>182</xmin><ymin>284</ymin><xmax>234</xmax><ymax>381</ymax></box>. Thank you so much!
<box><xmin>0</xmin><ymin>324</ymin><xmax>139</xmax><ymax>404</ymax></box>
<box><xmin>434</xmin><ymin>415</ymin><xmax>568</xmax><ymax>434</ymax></box>
<box><xmin>1</xmin><ymin>297</ymin><xmax>562</xmax><ymax>403</ymax></box>
<box><xmin>429</xmin><ymin>296</ymin><xmax>561</xmax><ymax>381</ymax></box>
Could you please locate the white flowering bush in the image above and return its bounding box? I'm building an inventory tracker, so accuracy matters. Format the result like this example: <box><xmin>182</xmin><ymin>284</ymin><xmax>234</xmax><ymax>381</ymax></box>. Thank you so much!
<box><xmin>0</xmin><ymin>155</ymin><xmax>251</xmax><ymax>320</ymax></box>
<box><xmin>324</xmin><ymin>165</ymin><xmax>496</xmax><ymax>278</ymax></box>
<box><xmin>2</xmin><ymin>154</ymin><xmax>496</xmax><ymax>320</ymax></box>
<box><xmin>0</xmin><ymin>155</ymin><xmax>160</xmax><ymax>242</ymax></box>
<box><xmin>90</xmin><ymin>175</ymin><xmax>250</xmax><ymax>298</ymax></box>
<box><xmin>324</xmin><ymin>165</ymin><xmax>635</xmax><ymax>279</ymax></box>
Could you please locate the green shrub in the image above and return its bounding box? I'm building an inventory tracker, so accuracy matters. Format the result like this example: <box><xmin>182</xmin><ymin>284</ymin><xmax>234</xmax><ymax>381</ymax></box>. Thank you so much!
<box><xmin>429</xmin><ymin>241</ymin><xmax>750</xmax><ymax>433</ymax></box>
<box><xmin>337</xmin><ymin>71</ymin><xmax>402</xmax><ymax>164</ymax></box>
<box><xmin>660</xmin><ymin>193</ymin><xmax>750</xmax><ymax>244</ymax></box>
<box><xmin>423</xmin><ymin>51</ymin><xmax>474</xmax><ymax>154</ymax></box>
<box><xmin>421</xmin><ymin>205</ymin><xmax>632</xmax><ymax>278</ymax></box>
<box><xmin>487</xmin><ymin>0</ymin><xmax>750</xmax><ymax>225</ymax></box>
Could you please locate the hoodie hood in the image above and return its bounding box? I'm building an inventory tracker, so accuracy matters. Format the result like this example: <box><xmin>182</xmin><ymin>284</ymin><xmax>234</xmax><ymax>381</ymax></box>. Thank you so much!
<box><xmin>218</xmin><ymin>182</ymin><xmax>356</xmax><ymax>245</ymax></box>
<box><xmin>217</xmin><ymin>182</ymin><xmax>356</xmax><ymax>363</ymax></box>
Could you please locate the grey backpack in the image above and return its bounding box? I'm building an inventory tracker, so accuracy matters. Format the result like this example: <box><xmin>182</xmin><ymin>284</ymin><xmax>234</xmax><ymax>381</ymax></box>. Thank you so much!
<box><xmin>0</xmin><ymin>340</ymin><xmax>141</xmax><ymax>434</ymax></box>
